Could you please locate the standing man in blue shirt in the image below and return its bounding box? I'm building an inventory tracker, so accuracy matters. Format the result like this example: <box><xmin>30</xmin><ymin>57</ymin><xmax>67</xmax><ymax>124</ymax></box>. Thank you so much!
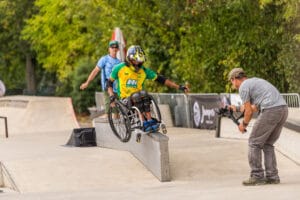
<box><xmin>80</xmin><ymin>40</ymin><xmax>120</xmax><ymax>117</ymax></box>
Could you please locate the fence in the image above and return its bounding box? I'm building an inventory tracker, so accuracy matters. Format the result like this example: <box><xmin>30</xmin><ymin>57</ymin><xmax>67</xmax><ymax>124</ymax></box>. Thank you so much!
<box><xmin>281</xmin><ymin>93</ymin><xmax>300</xmax><ymax>108</ymax></box>
<box><xmin>150</xmin><ymin>93</ymin><xmax>190</xmax><ymax>127</ymax></box>
<box><xmin>149</xmin><ymin>93</ymin><xmax>221</xmax><ymax>128</ymax></box>
<box><xmin>95</xmin><ymin>92</ymin><xmax>299</xmax><ymax>129</ymax></box>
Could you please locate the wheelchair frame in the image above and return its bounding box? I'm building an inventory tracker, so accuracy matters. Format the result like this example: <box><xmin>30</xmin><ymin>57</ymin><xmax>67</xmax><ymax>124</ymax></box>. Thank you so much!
<box><xmin>108</xmin><ymin>95</ymin><xmax>164</xmax><ymax>143</ymax></box>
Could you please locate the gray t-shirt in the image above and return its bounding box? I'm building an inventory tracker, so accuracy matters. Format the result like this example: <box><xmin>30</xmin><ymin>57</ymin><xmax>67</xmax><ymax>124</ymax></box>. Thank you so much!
<box><xmin>239</xmin><ymin>77</ymin><xmax>286</xmax><ymax>110</ymax></box>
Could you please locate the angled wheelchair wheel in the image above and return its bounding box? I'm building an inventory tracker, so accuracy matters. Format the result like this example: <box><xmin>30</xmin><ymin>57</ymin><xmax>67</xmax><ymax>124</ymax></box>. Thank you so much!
<box><xmin>108</xmin><ymin>101</ymin><xmax>132</xmax><ymax>142</ymax></box>
<box><xmin>149</xmin><ymin>96</ymin><xmax>161</xmax><ymax>122</ymax></box>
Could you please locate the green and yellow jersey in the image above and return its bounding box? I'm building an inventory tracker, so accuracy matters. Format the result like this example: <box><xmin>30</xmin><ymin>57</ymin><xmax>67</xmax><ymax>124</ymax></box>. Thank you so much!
<box><xmin>110</xmin><ymin>63</ymin><xmax>157</xmax><ymax>99</ymax></box>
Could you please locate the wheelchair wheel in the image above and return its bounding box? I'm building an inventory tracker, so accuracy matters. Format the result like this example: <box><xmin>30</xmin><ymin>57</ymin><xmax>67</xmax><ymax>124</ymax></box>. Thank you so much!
<box><xmin>108</xmin><ymin>101</ymin><xmax>132</xmax><ymax>142</ymax></box>
<box><xmin>127</xmin><ymin>106</ymin><xmax>143</xmax><ymax>130</ymax></box>
<box><xmin>149</xmin><ymin>96</ymin><xmax>161</xmax><ymax>122</ymax></box>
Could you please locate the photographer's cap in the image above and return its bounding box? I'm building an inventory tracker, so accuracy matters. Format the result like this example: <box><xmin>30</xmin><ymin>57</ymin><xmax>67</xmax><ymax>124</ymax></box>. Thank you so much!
<box><xmin>228</xmin><ymin>68</ymin><xmax>247</xmax><ymax>80</ymax></box>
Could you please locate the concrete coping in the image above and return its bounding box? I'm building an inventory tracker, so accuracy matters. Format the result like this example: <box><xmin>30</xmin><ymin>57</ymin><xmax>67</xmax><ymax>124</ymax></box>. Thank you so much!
<box><xmin>0</xmin><ymin>99</ymin><xmax>28</xmax><ymax>108</ymax></box>
<box><xmin>148</xmin><ymin>132</ymin><xmax>169</xmax><ymax>142</ymax></box>
<box><xmin>284</xmin><ymin>108</ymin><xmax>300</xmax><ymax>133</ymax></box>
<box><xmin>284</xmin><ymin>120</ymin><xmax>300</xmax><ymax>133</ymax></box>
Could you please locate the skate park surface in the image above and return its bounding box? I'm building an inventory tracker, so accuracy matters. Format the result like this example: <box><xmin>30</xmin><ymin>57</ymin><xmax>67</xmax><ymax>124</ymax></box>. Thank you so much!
<box><xmin>1</xmin><ymin>96</ymin><xmax>300</xmax><ymax>199</ymax></box>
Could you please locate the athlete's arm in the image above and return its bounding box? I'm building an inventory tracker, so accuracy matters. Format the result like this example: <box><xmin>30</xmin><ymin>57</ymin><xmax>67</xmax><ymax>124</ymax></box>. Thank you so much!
<box><xmin>154</xmin><ymin>74</ymin><xmax>189</xmax><ymax>93</ymax></box>
<box><xmin>106</xmin><ymin>78</ymin><xmax>114</xmax><ymax>96</ymax></box>
<box><xmin>164</xmin><ymin>79</ymin><xmax>189</xmax><ymax>93</ymax></box>
<box><xmin>106</xmin><ymin>78</ymin><xmax>117</xmax><ymax>103</ymax></box>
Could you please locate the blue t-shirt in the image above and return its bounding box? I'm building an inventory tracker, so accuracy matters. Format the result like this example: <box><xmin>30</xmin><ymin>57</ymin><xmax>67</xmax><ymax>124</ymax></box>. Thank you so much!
<box><xmin>97</xmin><ymin>55</ymin><xmax>120</xmax><ymax>92</ymax></box>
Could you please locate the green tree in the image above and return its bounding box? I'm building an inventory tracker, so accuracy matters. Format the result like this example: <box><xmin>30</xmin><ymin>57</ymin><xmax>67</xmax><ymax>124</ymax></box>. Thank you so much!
<box><xmin>22</xmin><ymin>0</ymin><xmax>117</xmax><ymax>81</ymax></box>
<box><xmin>111</xmin><ymin>0</ymin><xmax>190</xmax><ymax>92</ymax></box>
<box><xmin>0</xmin><ymin>0</ymin><xmax>37</xmax><ymax>94</ymax></box>
<box><xmin>171</xmin><ymin>0</ymin><xmax>299</xmax><ymax>93</ymax></box>
<box><xmin>71</xmin><ymin>57</ymin><xmax>100</xmax><ymax>113</ymax></box>
<box><xmin>18</xmin><ymin>0</ymin><xmax>299</xmax><ymax>114</ymax></box>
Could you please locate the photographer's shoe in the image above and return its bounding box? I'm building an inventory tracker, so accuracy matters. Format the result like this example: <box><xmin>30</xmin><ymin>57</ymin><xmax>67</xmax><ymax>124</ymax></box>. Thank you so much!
<box><xmin>242</xmin><ymin>177</ymin><xmax>266</xmax><ymax>186</ymax></box>
<box><xmin>266</xmin><ymin>178</ymin><xmax>280</xmax><ymax>184</ymax></box>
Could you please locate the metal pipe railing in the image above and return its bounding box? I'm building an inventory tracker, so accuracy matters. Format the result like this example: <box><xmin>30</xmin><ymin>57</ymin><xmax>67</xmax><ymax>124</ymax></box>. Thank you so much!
<box><xmin>0</xmin><ymin>116</ymin><xmax>8</xmax><ymax>138</ymax></box>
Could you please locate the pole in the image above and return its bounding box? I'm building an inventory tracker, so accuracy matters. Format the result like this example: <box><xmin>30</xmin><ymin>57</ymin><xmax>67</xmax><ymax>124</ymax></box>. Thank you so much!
<box><xmin>0</xmin><ymin>116</ymin><xmax>8</xmax><ymax>138</ymax></box>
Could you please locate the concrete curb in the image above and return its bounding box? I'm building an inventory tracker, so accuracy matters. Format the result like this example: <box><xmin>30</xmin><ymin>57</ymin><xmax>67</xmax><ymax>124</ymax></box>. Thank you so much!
<box><xmin>278</xmin><ymin>127</ymin><xmax>300</xmax><ymax>164</ymax></box>
<box><xmin>93</xmin><ymin>118</ymin><xmax>171</xmax><ymax>182</ymax></box>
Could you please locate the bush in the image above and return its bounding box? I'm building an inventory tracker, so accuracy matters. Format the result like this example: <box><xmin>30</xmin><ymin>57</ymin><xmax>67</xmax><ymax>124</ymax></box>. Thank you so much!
<box><xmin>71</xmin><ymin>57</ymin><xmax>101</xmax><ymax>114</ymax></box>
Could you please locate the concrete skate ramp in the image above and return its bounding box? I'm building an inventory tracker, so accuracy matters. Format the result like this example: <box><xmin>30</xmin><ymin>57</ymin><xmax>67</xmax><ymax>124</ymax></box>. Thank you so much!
<box><xmin>1</xmin><ymin>128</ymin><xmax>300</xmax><ymax>199</ymax></box>
<box><xmin>218</xmin><ymin>108</ymin><xmax>300</xmax><ymax>164</ymax></box>
<box><xmin>0</xmin><ymin>96</ymin><xmax>79</xmax><ymax>136</ymax></box>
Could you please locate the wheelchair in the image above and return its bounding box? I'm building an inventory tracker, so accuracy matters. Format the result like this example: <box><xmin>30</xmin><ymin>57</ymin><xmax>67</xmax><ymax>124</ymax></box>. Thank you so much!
<box><xmin>108</xmin><ymin>94</ymin><xmax>167</xmax><ymax>143</ymax></box>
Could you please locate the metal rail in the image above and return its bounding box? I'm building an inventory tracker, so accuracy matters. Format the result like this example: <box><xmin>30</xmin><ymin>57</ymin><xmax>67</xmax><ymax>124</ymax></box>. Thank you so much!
<box><xmin>0</xmin><ymin>116</ymin><xmax>8</xmax><ymax>138</ymax></box>
<box><xmin>281</xmin><ymin>93</ymin><xmax>300</xmax><ymax>108</ymax></box>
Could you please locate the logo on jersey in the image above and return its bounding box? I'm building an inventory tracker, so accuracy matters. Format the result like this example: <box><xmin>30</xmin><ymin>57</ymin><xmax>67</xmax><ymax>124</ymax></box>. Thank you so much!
<box><xmin>126</xmin><ymin>79</ymin><xmax>137</xmax><ymax>88</ymax></box>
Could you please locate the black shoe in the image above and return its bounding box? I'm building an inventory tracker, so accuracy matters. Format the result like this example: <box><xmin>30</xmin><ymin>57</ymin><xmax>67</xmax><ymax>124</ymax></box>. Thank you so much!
<box><xmin>266</xmin><ymin>178</ymin><xmax>280</xmax><ymax>184</ymax></box>
<box><xmin>242</xmin><ymin>177</ymin><xmax>266</xmax><ymax>186</ymax></box>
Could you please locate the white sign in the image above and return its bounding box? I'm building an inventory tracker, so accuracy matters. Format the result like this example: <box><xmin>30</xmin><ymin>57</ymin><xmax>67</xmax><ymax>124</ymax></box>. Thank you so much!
<box><xmin>0</xmin><ymin>80</ymin><xmax>5</xmax><ymax>97</ymax></box>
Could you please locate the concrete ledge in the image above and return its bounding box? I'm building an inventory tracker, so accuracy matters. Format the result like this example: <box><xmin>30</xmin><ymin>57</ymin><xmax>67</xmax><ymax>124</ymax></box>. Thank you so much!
<box><xmin>93</xmin><ymin>118</ymin><xmax>171</xmax><ymax>182</ymax></box>
<box><xmin>218</xmin><ymin>115</ymin><xmax>300</xmax><ymax>165</ymax></box>
<box><xmin>280</xmin><ymin>108</ymin><xmax>300</xmax><ymax>163</ymax></box>
<box><xmin>284</xmin><ymin>120</ymin><xmax>300</xmax><ymax>133</ymax></box>
<box><xmin>283</xmin><ymin>108</ymin><xmax>300</xmax><ymax>133</ymax></box>
<box><xmin>277</xmin><ymin>127</ymin><xmax>300</xmax><ymax>164</ymax></box>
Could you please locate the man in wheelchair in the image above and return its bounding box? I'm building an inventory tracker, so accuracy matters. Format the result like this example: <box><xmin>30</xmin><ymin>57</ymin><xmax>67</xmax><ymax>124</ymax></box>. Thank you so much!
<box><xmin>107</xmin><ymin>45</ymin><xmax>189</xmax><ymax>132</ymax></box>
<box><xmin>126</xmin><ymin>90</ymin><xmax>158</xmax><ymax>132</ymax></box>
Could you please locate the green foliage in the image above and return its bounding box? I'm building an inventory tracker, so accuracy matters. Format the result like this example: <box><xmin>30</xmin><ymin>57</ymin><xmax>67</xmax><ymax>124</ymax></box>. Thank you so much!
<box><xmin>171</xmin><ymin>0</ymin><xmax>299</xmax><ymax>93</ymax></box>
<box><xmin>0</xmin><ymin>0</ymin><xmax>35</xmax><ymax>91</ymax></box>
<box><xmin>22</xmin><ymin>0</ymin><xmax>115</xmax><ymax>80</ymax></box>
<box><xmin>1</xmin><ymin>0</ymin><xmax>299</xmax><ymax>113</ymax></box>
<box><xmin>71</xmin><ymin>57</ymin><xmax>101</xmax><ymax>113</ymax></box>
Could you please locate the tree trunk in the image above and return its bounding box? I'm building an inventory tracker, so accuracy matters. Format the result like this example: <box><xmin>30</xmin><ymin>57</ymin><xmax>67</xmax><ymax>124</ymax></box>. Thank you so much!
<box><xmin>25</xmin><ymin>53</ymin><xmax>36</xmax><ymax>95</ymax></box>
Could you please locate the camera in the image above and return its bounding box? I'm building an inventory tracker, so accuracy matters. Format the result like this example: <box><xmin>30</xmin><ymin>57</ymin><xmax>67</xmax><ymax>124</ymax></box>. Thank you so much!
<box><xmin>215</xmin><ymin>105</ymin><xmax>232</xmax><ymax>117</ymax></box>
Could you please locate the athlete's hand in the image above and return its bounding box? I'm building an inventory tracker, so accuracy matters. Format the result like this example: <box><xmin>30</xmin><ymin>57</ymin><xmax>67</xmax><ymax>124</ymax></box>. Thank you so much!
<box><xmin>109</xmin><ymin>95</ymin><xmax>116</xmax><ymax>107</ymax></box>
<box><xmin>109</xmin><ymin>95</ymin><xmax>116</xmax><ymax>103</ymax></box>
<box><xmin>179</xmin><ymin>85</ymin><xmax>189</xmax><ymax>93</ymax></box>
